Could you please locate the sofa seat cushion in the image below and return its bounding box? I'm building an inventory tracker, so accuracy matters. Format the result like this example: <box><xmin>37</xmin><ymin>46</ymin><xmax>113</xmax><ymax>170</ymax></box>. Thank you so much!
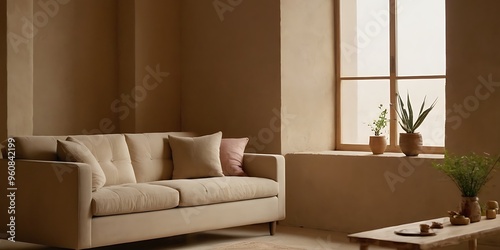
<box><xmin>91</xmin><ymin>183</ymin><xmax>179</xmax><ymax>216</ymax></box>
<box><xmin>150</xmin><ymin>177</ymin><xmax>278</xmax><ymax>207</ymax></box>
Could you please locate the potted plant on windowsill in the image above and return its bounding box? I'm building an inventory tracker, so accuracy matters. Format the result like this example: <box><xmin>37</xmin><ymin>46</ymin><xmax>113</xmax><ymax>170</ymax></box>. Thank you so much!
<box><xmin>433</xmin><ymin>152</ymin><xmax>500</xmax><ymax>223</ymax></box>
<box><xmin>368</xmin><ymin>104</ymin><xmax>388</xmax><ymax>154</ymax></box>
<box><xmin>394</xmin><ymin>93</ymin><xmax>437</xmax><ymax>156</ymax></box>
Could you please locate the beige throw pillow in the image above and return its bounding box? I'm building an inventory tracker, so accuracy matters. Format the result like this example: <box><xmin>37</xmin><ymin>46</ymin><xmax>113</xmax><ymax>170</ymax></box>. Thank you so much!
<box><xmin>169</xmin><ymin>132</ymin><xmax>224</xmax><ymax>179</ymax></box>
<box><xmin>57</xmin><ymin>138</ymin><xmax>106</xmax><ymax>191</ymax></box>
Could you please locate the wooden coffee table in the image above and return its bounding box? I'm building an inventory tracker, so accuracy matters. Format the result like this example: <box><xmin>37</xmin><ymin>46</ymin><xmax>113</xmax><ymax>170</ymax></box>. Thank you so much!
<box><xmin>348</xmin><ymin>216</ymin><xmax>500</xmax><ymax>250</ymax></box>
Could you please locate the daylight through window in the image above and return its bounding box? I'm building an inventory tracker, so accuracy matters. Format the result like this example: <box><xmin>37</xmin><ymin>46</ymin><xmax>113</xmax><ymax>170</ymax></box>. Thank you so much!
<box><xmin>335</xmin><ymin>0</ymin><xmax>446</xmax><ymax>153</ymax></box>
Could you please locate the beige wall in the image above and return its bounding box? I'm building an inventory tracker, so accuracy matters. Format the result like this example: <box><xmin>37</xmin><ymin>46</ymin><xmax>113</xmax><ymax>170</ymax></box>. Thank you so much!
<box><xmin>283</xmin><ymin>153</ymin><xmax>453</xmax><ymax>232</ymax></box>
<box><xmin>6</xmin><ymin>0</ymin><xmax>33</xmax><ymax>136</ymax></box>
<box><xmin>0</xmin><ymin>0</ymin><xmax>183</xmax><ymax>136</ymax></box>
<box><xmin>3</xmin><ymin>0</ymin><xmax>335</xmax><ymax>151</ymax></box>
<box><xmin>117</xmin><ymin>0</ymin><xmax>182</xmax><ymax>133</ymax></box>
<box><xmin>280</xmin><ymin>0</ymin><xmax>335</xmax><ymax>154</ymax></box>
<box><xmin>445</xmin><ymin>2</ymin><xmax>500</xmax><ymax>245</ymax></box>
<box><xmin>117</xmin><ymin>0</ymin><xmax>136</xmax><ymax>133</ymax></box>
<box><xmin>181</xmin><ymin>0</ymin><xmax>282</xmax><ymax>154</ymax></box>
<box><xmin>445</xmin><ymin>0</ymin><xmax>500</xmax><ymax>155</ymax></box>
<box><xmin>0</xmin><ymin>1</ymin><xmax>6</xmax><ymax>141</ymax></box>
<box><xmin>134</xmin><ymin>0</ymin><xmax>181</xmax><ymax>133</ymax></box>
<box><xmin>283</xmin><ymin>153</ymin><xmax>500</xmax><ymax>247</ymax></box>
<box><xmin>33</xmin><ymin>0</ymin><xmax>119</xmax><ymax>135</ymax></box>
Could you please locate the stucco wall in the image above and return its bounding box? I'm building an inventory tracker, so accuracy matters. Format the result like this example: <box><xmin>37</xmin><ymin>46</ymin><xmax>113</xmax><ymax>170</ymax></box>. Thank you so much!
<box><xmin>180</xmin><ymin>0</ymin><xmax>282</xmax><ymax>153</ymax></box>
<box><xmin>133</xmin><ymin>0</ymin><xmax>181</xmax><ymax>133</ymax></box>
<box><xmin>284</xmin><ymin>152</ymin><xmax>500</xmax><ymax>231</ymax></box>
<box><xmin>280</xmin><ymin>0</ymin><xmax>335</xmax><ymax>154</ymax></box>
<box><xmin>0</xmin><ymin>1</ymin><xmax>7</xmax><ymax>140</ymax></box>
<box><xmin>6</xmin><ymin>0</ymin><xmax>33</xmax><ymax>136</ymax></box>
<box><xmin>32</xmin><ymin>0</ymin><xmax>118</xmax><ymax>135</ymax></box>
<box><xmin>2</xmin><ymin>0</ymin><xmax>183</xmax><ymax>136</ymax></box>
<box><xmin>445</xmin><ymin>0</ymin><xmax>500</xmax><ymax>155</ymax></box>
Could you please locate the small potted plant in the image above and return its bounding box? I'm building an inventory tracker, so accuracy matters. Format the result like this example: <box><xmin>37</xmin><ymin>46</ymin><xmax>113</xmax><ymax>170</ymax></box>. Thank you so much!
<box><xmin>394</xmin><ymin>93</ymin><xmax>437</xmax><ymax>156</ymax></box>
<box><xmin>433</xmin><ymin>152</ymin><xmax>500</xmax><ymax>223</ymax></box>
<box><xmin>368</xmin><ymin>104</ymin><xmax>388</xmax><ymax>154</ymax></box>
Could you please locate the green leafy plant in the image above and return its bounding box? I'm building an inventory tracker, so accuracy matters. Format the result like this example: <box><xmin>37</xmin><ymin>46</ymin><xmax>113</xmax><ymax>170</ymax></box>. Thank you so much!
<box><xmin>433</xmin><ymin>152</ymin><xmax>500</xmax><ymax>197</ymax></box>
<box><xmin>395</xmin><ymin>93</ymin><xmax>437</xmax><ymax>133</ymax></box>
<box><xmin>368</xmin><ymin>104</ymin><xmax>388</xmax><ymax>136</ymax></box>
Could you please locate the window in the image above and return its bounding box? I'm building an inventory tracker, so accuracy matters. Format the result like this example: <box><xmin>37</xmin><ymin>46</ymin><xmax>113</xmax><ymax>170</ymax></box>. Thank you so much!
<box><xmin>334</xmin><ymin>0</ymin><xmax>446</xmax><ymax>153</ymax></box>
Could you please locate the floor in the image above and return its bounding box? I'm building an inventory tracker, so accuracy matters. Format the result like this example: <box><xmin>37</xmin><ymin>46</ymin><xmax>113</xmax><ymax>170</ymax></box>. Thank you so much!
<box><xmin>0</xmin><ymin>224</ymin><xmax>498</xmax><ymax>250</ymax></box>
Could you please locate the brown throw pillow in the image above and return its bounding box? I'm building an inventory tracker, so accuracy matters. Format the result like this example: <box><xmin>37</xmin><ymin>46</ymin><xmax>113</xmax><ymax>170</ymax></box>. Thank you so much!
<box><xmin>169</xmin><ymin>132</ymin><xmax>224</xmax><ymax>179</ymax></box>
<box><xmin>220</xmin><ymin>138</ymin><xmax>249</xmax><ymax>176</ymax></box>
<box><xmin>57</xmin><ymin>138</ymin><xmax>106</xmax><ymax>191</ymax></box>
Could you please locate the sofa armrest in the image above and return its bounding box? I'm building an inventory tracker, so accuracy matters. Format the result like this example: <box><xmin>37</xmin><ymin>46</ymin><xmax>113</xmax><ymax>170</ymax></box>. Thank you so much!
<box><xmin>0</xmin><ymin>159</ymin><xmax>92</xmax><ymax>249</ymax></box>
<box><xmin>243</xmin><ymin>153</ymin><xmax>284</xmax><ymax>181</ymax></box>
<box><xmin>243</xmin><ymin>153</ymin><xmax>285</xmax><ymax>220</ymax></box>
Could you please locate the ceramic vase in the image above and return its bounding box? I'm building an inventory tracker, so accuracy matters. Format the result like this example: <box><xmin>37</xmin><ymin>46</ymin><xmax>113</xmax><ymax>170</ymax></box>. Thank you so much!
<box><xmin>461</xmin><ymin>196</ymin><xmax>482</xmax><ymax>223</ymax></box>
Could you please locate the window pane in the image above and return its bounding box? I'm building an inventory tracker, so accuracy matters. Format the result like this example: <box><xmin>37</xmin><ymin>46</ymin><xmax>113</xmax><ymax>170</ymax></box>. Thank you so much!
<box><xmin>397</xmin><ymin>79</ymin><xmax>446</xmax><ymax>147</ymax></box>
<box><xmin>340</xmin><ymin>0</ymin><xmax>390</xmax><ymax>77</ymax></box>
<box><xmin>341</xmin><ymin>80</ymin><xmax>390</xmax><ymax>144</ymax></box>
<box><xmin>397</xmin><ymin>0</ymin><xmax>446</xmax><ymax>76</ymax></box>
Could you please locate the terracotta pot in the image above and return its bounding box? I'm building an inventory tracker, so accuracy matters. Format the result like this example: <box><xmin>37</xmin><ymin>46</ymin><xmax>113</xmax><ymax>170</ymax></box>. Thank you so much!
<box><xmin>461</xmin><ymin>196</ymin><xmax>482</xmax><ymax>223</ymax></box>
<box><xmin>399</xmin><ymin>133</ymin><xmax>422</xmax><ymax>156</ymax></box>
<box><xmin>369</xmin><ymin>136</ymin><xmax>387</xmax><ymax>155</ymax></box>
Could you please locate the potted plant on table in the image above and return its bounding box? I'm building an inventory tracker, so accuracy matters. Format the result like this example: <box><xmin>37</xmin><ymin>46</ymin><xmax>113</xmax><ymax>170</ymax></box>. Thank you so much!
<box><xmin>394</xmin><ymin>93</ymin><xmax>437</xmax><ymax>156</ymax></box>
<box><xmin>433</xmin><ymin>152</ymin><xmax>500</xmax><ymax>223</ymax></box>
<box><xmin>368</xmin><ymin>104</ymin><xmax>388</xmax><ymax>154</ymax></box>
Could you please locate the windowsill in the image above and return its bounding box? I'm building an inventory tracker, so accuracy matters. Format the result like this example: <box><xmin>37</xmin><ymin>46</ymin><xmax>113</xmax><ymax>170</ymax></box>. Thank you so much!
<box><xmin>287</xmin><ymin>150</ymin><xmax>444</xmax><ymax>159</ymax></box>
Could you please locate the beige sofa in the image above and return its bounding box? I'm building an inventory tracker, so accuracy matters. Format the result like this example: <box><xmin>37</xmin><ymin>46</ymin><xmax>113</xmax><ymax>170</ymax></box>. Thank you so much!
<box><xmin>0</xmin><ymin>132</ymin><xmax>285</xmax><ymax>249</ymax></box>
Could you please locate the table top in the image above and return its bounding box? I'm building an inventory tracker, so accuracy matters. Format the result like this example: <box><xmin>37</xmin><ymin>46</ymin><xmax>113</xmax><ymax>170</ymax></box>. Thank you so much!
<box><xmin>348</xmin><ymin>216</ymin><xmax>500</xmax><ymax>250</ymax></box>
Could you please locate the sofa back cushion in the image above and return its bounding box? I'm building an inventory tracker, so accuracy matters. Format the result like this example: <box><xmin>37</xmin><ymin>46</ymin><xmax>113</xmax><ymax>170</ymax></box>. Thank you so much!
<box><xmin>70</xmin><ymin>134</ymin><xmax>136</xmax><ymax>186</ymax></box>
<box><xmin>4</xmin><ymin>132</ymin><xmax>197</xmax><ymax>184</ymax></box>
<box><xmin>125</xmin><ymin>132</ymin><xmax>196</xmax><ymax>182</ymax></box>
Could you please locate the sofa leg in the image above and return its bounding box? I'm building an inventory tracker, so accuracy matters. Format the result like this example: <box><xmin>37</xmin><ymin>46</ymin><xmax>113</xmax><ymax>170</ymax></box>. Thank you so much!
<box><xmin>269</xmin><ymin>221</ymin><xmax>277</xmax><ymax>235</ymax></box>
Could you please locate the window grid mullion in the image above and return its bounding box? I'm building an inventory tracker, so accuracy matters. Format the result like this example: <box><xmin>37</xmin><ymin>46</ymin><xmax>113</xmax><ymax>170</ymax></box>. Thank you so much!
<box><xmin>389</xmin><ymin>0</ymin><xmax>398</xmax><ymax>151</ymax></box>
<box><xmin>334</xmin><ymin>0</ymin><xmax>342</xmax><ymax>150</ymax></box>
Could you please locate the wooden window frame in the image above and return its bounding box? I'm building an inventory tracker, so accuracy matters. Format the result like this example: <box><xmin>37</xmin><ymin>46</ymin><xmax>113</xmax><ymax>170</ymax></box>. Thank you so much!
<box><xmin>334</xmin><ymin>0</ymin><xmax>445</xmax><ymax>154</ymax></box>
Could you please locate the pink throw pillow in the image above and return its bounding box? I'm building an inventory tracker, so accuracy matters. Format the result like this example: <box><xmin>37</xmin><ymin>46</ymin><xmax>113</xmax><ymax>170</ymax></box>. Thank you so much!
<box><xmin>220</xmin><ymin>138</ymin><xmax>249</xmax><ymax>176</ymax></box>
